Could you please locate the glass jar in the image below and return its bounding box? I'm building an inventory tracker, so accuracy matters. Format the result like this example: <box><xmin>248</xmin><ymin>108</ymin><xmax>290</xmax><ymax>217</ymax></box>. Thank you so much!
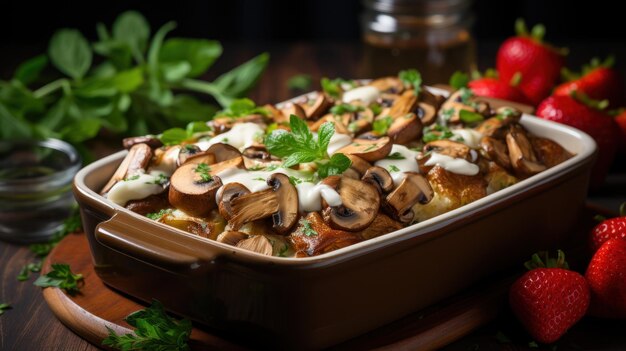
<box><xmin>0</xmin><ymin>139</ymin><xmax>81</xmax><ymax>243</ymax></box>
<box><xmin>361</xmin><ymin>0</ymin><xmax>476</xmax><ymax>84</ymax></box>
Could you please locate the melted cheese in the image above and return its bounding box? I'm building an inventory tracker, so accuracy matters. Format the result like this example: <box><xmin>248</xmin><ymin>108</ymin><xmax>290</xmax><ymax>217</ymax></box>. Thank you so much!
<box><xmin>374</xmin><ymin>144</ymin><xmax>421</xmax><ymax>186</ymax></box>
<box><xmin>424</xmin><ymin>152</ymin><xmax>479</xmax><ymax>176</ymax></box>
<box><xmin>195</xmin><ymin>123</ymin><xmax>264</xmax><ymax>151</ymax></box>
<box><xmin>342</xmin><ymin>86</ymin><xmax>380</xmax><ymax>105</ymax></box>
<box><xmin>107</xmin><ymin>171</ymin><xmax>166</xmax><ymax>206</ymax></box>
<box><xmin>451</xmin><ymin>129</ymin><xmax>483</xmax><ymax>149</ymax></box>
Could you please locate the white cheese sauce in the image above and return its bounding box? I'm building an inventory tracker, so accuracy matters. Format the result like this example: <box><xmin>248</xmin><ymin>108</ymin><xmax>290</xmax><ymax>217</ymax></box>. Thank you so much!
<box><xmin>149</xmin><ymin>146</ymin><xmax>181</xmax><ymax>176</ymax></box>
<box><xmin>107</xmin><ymin>171</ymin><xmax>167</xmax><ymax>206</ymax></box>
<box><xmin>195</xmin><ymin>122</ymin><xmax>264</xmax><ymax>152</ymax></box>
<box><xmin>425</xmin><ymin>152</ymin><xmax>480</xmax><ymax>176</ymax></box>
<box><xmin>374</xmin><ymin>144</ymin><xmax>421</xmax><ymax>186</ymax></box>
<box><xmin>215</xmin><ymin>168</ymin><xmax>343</xmax><ymax>213</ymax></box>
<box><xmin>342</xmin><ymin>86</ymin><xmax>380</xmax><ymax>105</ymax></box>
<box><xmin>451</xmin><ymin>129</ymin><xmax>483</xmax><ymax>149</ymax></box>
<box><xmin>327</xmin><ymin>132</ymin><xmax>353</xmax><ymax>155</ymax></box>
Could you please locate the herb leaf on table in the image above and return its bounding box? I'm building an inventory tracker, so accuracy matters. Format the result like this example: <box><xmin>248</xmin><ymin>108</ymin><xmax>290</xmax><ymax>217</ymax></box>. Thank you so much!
<box><xmin>0</xmin><ymin>303</ymin><xmax>11</xmax><ymax>316</ymax></box>
<box><xmin>102</xmin><ymin>300</ymin><xmax>192</xmax><ymax>351</ymax></box>
<box><xmin>34</xmin><ymin>263</ymin><xmax>84</xmax><ymax>296</ymax></box>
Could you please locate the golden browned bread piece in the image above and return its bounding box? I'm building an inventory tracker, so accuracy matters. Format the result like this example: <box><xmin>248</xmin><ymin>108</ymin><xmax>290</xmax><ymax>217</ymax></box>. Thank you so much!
<box><xmin>358</xmin><ymin>213</ymin><xmax>404</xmax><ymax>240</ymax></box>
<box><xmin>484</xmin><ymin>162</ymin><xmax>518</xmax><ymax>194</ymax></box>
<box><xmin>413</xmin><ymin>165</ymin><xmax>487</xmax><ymax>222</ymax></box>
<box><xmin>290</xmin><ymin>212</ymin><xmax>362</xmax><ymax>257</ymax></box>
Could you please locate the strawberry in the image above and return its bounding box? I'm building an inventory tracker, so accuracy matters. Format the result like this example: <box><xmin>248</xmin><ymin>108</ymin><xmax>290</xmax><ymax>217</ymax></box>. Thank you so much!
<box><xmin>554</xmin><ymin>57</ymin><xmax>625</xmax><ymax>108</ymax></box>
<box><xmin>585</xmin><ymin>238</ymin><xmax>626</xmax><ymax>318</ymax></box>
<box><xmin>509</xmin><ymin>250</ymin><xmax>590</xmax><ymax>344</ymax></box>
<box><xmin>496</xmin><ymin>19</ymin><xmax>566</xmax><ymax>105</ymax></box>
<box><xmin>589</xmin><ymin>205</ymin><xmax>626</xmax><ymax>253</ymax></box>
<box><xmin>469</xmin><ymin>76</ymin><xmax>531</xmax><ymax>105</ymax></box>
<box><xmin>536</xmin><ymin>94</ymin><xmax>618</xmax><ymax>188</ymax></box>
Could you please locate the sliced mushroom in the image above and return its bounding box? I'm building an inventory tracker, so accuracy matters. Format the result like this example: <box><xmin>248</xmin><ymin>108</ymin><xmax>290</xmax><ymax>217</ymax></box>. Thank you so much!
<box><xmin>387</xmin><ymin>113</ymin><xmax>423</xmax><ymax>144</ymax></box>
<box><xmin>228</xmin><ymin>173</ymin><xmax>299</xmax><ymax>234</ymax></box>
<box><xmin>336</xmin><ymin>137</ymin><xmax>393</xmax><ymax>162</ymax></box>
<box><xmin>362</xmin><ymin>166</ymin><xmax>394</xmax><ymax>194</ymax></box>
<box><xmin>388</xmin><ymin>90</ymin><xmax>418</xmax><ymax>118</ymax></box>
<box><xmin>207</xmin><ymin>143</ymin><xmax>242</xmax><ymax>162</ymax></box>
<box><xmin>530</xmin><ymin>137</ymin><xmax>574</xmax><ymax>168</ymax></box>
<box><xmin>424</xmin><ymin>140</ymin><xmax>471</xmax><ymax>160</ymax></box>
<box><xmin>263</xmin><ymin>104</ymin><xmax>287</xmax><ymax>123</ymax></box>
<box><xmin>101</xmin><ymin>143</ymin><xmax>153</xmax><ymax>194</ymax></box>
<box><xmin>125</xmin><ymin>194</ymin><xmax>170</xmax><ymax>216</ymax></box>
<box><xmin>217</xmin><ymin>230</ymin><xmax>248</xmax><ymax>246</ymax></box>
<box><xmin>416</xmin><ymin>102</ymin><xmax>437</xmax><ymax>125</ymax></box>
<box><xmin>475</xmin><ymin>117</ymin><xmax>517</xmax><ymax>139</ymax></box>
<box><xmin>321</xmin><ymin>176</ymin><xmax>380</xmax><ymax>231</ymax></box>
<box><xmin>122</xmin><ymin>136</ymin><xmax>163</xmax><ymax>149</ymax></box>
<box><xmin>210</xmin><ymin>114</ymin><xmax>265</xmax><ymax>134</ymax></box>
<box><xmin>304</xmin><ymin>93</ymin><xmax>333</xmax><ymax>120</ymax></box>
<box><xmin>368</xmin><ymin>76</ymin><xmax>405</xmax><ymax>94</ymax></box>
<box><xmin>384</xmin><ymin>172</ymin><xmax>434</xmax><ymax>223</ymax></box>
<box><xmin>506</xmin><ymin>127</ymin><xmax>546</xmax><ymax>176</ymax></box>
<box><xmin>345</xmin><ymin>154</ymin><xmax>372</xmax><ymax>177</ymax></box>
<box><xmin>281</xmin><ymin>103</ymin><xmax>307</xmax><ymax>120</ymax></box>
<box><xmin>242</xmin><ymin>145</ymin><xmax>272</xmax><ymax>160</ymax></box>
<box><xmin>480</xmin><ymin>136</ymin><xmax>511</xmax><ymax>170</ymax></box>
<box><xmin>495</xmin><ymin>106</ymin><xmax>522</xmax><ymax>120</ymax></box>
<box><xmin>438</xmin><ymin>90</ymin><xmax>479</xmax><ymax>124</ymax></box>
<box><xmin>176</xmin><ymin>144</ymin><xmax>202</xmax><ymax>166</ymax></box>
<box><xmin>358</xmin><ymin>213</ymin><xmax>403</xmax><ymax>240</ymax></box>
<box><xmin>217</xmin><ymin>182</ymin><xmax>251</xmax><ymax>220</ymax></box>
<box><xmin>208</xmin><ymin>156</ymin><xmax>246</xmax><ymax>175</ymax></box>
<box><xmin>309</xmin><ymin>114</ymin><xmax>350</xmax><ymax>134</ymax></box>
<box><xmin>168</xmin><ymin>163</ymin><xmax>223</xmax><ymax>217</ymax></box>
<box><xmin>236</xmin><ymin>235</ymin><xmax>273</xmax><ymax>256</ymax></box>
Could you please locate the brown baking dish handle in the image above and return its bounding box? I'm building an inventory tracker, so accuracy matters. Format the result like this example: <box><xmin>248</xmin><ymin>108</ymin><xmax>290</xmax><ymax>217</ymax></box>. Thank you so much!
<box><xmin>95</xmin><ymin>211</ymin><xmax>217</xmax><ymax>274</ymax></box>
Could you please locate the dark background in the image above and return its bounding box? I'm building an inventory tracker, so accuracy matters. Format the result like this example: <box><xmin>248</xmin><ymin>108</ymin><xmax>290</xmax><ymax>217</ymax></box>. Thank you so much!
<box><xmin>0</xmin><ymin>0</ymin><xmax>620</xmax><ymax>47</ymax></box>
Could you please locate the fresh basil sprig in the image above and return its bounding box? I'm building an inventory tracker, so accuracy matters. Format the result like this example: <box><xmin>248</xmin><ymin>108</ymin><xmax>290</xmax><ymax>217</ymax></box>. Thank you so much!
<box><xmin>265</xmin><ymin>115</ymin><xmax>351</xmax><ymax>178</ymax></box>
<box><xmin>102</xmin><ymin>300</ymin><xmax>192</xmax><ymax>351</ymax></box>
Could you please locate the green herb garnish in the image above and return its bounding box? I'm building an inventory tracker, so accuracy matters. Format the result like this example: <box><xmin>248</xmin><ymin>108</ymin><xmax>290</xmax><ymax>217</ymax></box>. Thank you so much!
<box><xmin>300</xmin><ymin>219</ymin><xmax>318</xmax><ymax>237</ymax></box>
<box><xmin>449</xmin><ymin>71</ymin><xmax>470</xmax><ymax>89</ymax></box>
<box><xmin>388</xmin><ymin>165</ymin><xmax>400</xmax><ymax>172</ymax></box>
<box><xmin>146</xmin><ymin>173</ymin><xmax>168</xmax><ymax>185</ymax></box>
<box><xmin>330</xmin><ymin>103</ymin><xmax>364</xmax><ymax>115</ymax></box>
<box><xmin>264</xmin><ymin>115</ymin><xmax>351</xmax><ymax>178</ymax></box>
<box><xmin>277</xmin><ymin>243</ymin><xmax>290</xmax><ymax>257</ymax></box>
<box><xmin>160</xmin><ymin>120</ymin><xmax>211</xmax><ymax>146</ymax></box>
<box><xmin>146</xmin><ymin>208</ymin><xmax>173</xmax><ymax>221</ymax></box>
<box><xmin>252</xmin><ymin>177</ymin><xmax>266</xmax><ymax>181</ymax></box>
<box><xmin>385</xmin><ymin>152</ymin><xmax>406</xmax><ymax>160</ymax></box>
<box><xmin>459</xmin><ymin>87</ymin><xmax>474</xmax><ymax>103</ymax></box>
<box><xmin>320</xmin><ymin>77</ymin><xmax>355</xmax><ymax>98</ymax></box>
<box><xmin>194</xmin><ymin>163</ymin><xmax>212</xmax><ymax>183</ymax></box>
<box><xmin>287</xmin><ymin>74</ymin><xmax>312</xmax><ymax>91</ymax></box>
<box><xmin>216</xmin><ymin>98</ymin><xmax>268</xmax><ymax>118</ymax></box>
<box><xmin>0</xmin><ymin>303</ymin><xmax>11</xmax><ymax>316</ymax></box>
<box><xmin>399</xmin><ymin>69</ymin><xmax>422</xmax><ymax>95</ymax></box>
<box><xmin>423</xmin><ymin>124</ymin><xmax>455</xmax><ymax>143</ymax></box>
<box><xmin>372</xmin><ymin>116</ymin><xmax>393</xmax><ymax>134</ymax></box>
<box><xmin>17</xmin><ymin>262</ymin><xmax>42</xmax><ymax>281</ymax></box>
<box><xmin>459</xmin><ymin>110</ymin><xmax>485</xmax><ymax>124</ymax></box>
<box><xmin>34</xmin><ymin>263</ymin><xmax>83</xmax><ymax>295</ymax></box>
<box><xmin>288</xmin><ymin>176</ymin><xmax>303</xmax><ymax>185</ymax></box>
<box><xmin>102</xmin><ymin>300</ymin><xmax>192</xmax><ymax>351</ymax></box>
<box><xmin>125</xmin><ymin>174</ymin><xmax>140</xmax><ymax>181</ymax></box>
<box><xmin>347</xmin><ymin>122</ymin><xmax>359</xmax><ymax>133</ymax></box>
<box><xmin>369</xmin><ymin>102</ymin><xmax>382</xmax><ymax>116</ymax></box>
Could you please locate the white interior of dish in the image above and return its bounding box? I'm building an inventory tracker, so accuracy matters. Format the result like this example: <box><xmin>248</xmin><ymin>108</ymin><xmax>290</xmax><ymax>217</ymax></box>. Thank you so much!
<box><xmin>74</xmin><ymin>86</ymin><xmax>597</xmax><ymax>265</ymax></box>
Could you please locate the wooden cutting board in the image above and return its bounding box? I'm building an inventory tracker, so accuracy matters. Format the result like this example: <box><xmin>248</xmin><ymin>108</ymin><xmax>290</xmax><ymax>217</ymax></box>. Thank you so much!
<box><xmin>41</xmin><ymin>205</ymin><xmax>607</xmax><ymax>350</ymax></box>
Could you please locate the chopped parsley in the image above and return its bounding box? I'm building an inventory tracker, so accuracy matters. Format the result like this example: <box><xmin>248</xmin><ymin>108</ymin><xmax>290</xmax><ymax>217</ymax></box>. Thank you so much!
<box><xmin>277</xmin><ymin>244</ymin><xmax>290</xmax><ymax>257</ymax></box>
<box><xmin>320</xmin><ymin>77</ymin><xmax>356</xmax><ymax>98</ymax></box>
<box><xmin>423</xmin><ymin>124</ymin><xmax>455</xmax><ymax>142</ymax></box>
<box><xmin>399</xmin><ymin>69</ymin><xmax>422</xmax><ymax>95</ymax></box>
<box><xmin>216</xmin><ymin>98</ymin><xmax>268</xmax><ymax>118</ymax></box>
<box><xmin>0</xmin><ymin>303</ymin><xmax>11</xmax><ymax>316</ymax></box>
<box><xmin>146</xmin><ymin>209</ymin><xmax>173</xmax><ymax>221</ymax></box>
<box><xmin>369</xmin><ymin>102</ymin><xmax>382</xmax><ymax>116</ymax></box>
<box><xmin>388</xmin><ymin>165</ymin><xmax>400</xmax><ymax>172</ymax></box>
<box><xmin>459</xmin><ymin>110</ymin><xmax>485</xmax><ymax>124</ymax></box>
<box><xmin>330</xmin><ymin>103</ymin><xmax>364</xmax><ymax>115</ymax></box>
<box><xmin>300</xmin><ymin>219</ymin><xmax>318</xmax><ymax>237</ymax></box>
<box><xmin>449</xmin><ymin>71</ymin><xmax>470</xmax><ymax>89</ymax></box>
<box><xmin>252</xmin><ymin>177</ymin><xmax>266</xmax><ymax>181</ymax></box>
<box><xmin>194</xmin><ymin>163</ymin><xmax>212</xmax><ymax>183</ymax></box>
<box><xmin>348</xmin><ymin>121</ymin><xmax>360</xmax><ymax>133</ymax></box>
<box><xmin>34</xmin><ymin>263</ymin><xmax>83</xmax><ymax>296</ymax></box>
<box><xmin>385</xmin><ymin>152</ymin><xmax>406</xmax><ymax>160</ymax></box>
<box><xmin>125</xmin><ymin>175</ymin><xmax>140</xmax><ymax>181</ymax></box>
<box><xmin>288</xmin><ymin>176</ymin><xmax>303</xmax><ymax>185</ymax></box>
<box><xmin>372</xmin><ymin>116</ymin><xmax>393</xmax><ymax>134</ymax></box>
<box><xmin>146</xmin><ymin>173</ymin><xmax>168</xmax><ymax>185</ymax></box>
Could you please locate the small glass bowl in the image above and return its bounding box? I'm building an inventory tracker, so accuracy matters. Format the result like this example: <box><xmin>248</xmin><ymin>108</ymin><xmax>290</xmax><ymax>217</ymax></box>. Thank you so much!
<box><xmin>0</xmin><ymin>139</ymin><xmax>81</xmax><ymax>243</ymax></box>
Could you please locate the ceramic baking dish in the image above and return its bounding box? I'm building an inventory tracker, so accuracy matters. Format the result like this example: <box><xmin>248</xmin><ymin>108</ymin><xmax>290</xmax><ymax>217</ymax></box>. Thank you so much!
<box><xmin>73</xmin><ymin>92</ymin><xmax>596</xmax><ymax>350</ymax></box>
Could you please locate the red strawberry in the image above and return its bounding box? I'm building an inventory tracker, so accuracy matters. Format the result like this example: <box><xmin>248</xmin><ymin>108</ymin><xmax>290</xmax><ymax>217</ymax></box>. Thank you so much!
<box><xmin>469</xmin><ymin>77</ymin><xmax>531</xmax><ymax>105</ymax></box>
<box><xmin>554</xmin><ymin>57</ymin><xmax>625</xmax><ymax>108</ymax></box>
<box><xmin>536</xmin><ymin>94</ymin><xmax>618</xmax><ymax>188</ymax></box>
<box><xmin>497</xmin><ymin>19</ymin><xmax>566</xmax><ymax>105</ymax></box>
<box><xmin>585</xmin><ymin>238</ymin><xmax>626</xmax><ymax>318</ymax></box>
<box><xmin>589</xmin><ymin>210</ymin><xmax>626</xmax><ymax>253</ymax></box>
<box><xmin>615</xmin><ymin>109</ymin><xmax>626</xmax><ymax>152</ymax></box>
<box><xmin>509</xmin><ymin>251</ymin><xmax>590</xmax><ymax>343</ymax></box>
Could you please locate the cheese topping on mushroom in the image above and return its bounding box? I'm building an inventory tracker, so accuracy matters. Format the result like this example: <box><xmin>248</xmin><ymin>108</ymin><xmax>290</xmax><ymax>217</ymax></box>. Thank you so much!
<box><xmin>342</xmin><ymin>86</ymin><xmax>380</xmax><ymax>105</ymax></box>
<box><xmin>195</xmin><ymin>122</ymin><xmax>264</xmax><ymax>151</ymax></box>
<box><xmin>374</xmin><ymin>144</ymin><xmax>421</xmax><ymax>186</ymax></box>
<box><xmin>107</xmin><ymin>171</ymin><xmax>167</xmax><ymax>206</ymax></box>
<box><xmin>425</xmin><ymin>152</ymin><xmax>480</xmax><ymax>176</ymax></box>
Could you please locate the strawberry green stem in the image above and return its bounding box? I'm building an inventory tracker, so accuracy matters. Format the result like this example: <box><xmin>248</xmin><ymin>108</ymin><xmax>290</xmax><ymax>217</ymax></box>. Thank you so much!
<box><xmin>524</xmin><ymin>250</ymin><xmax>569</xmax><ymax>270</ymax></box>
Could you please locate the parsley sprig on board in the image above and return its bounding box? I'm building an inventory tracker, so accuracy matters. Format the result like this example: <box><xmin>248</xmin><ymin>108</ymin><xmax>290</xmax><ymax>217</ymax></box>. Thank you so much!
<box><xmin>264</xmin><ymin>115</ymin><xmax>351</xmax><ymax>179</ymax></box>
<box><xmin>34</xmin><ymin>263</ymin><xmax>84</xmax><ymax>296</ymax></box>
<box><xmin>102</xmin><ymin>300</ymin><xmax>192</xmax><ymax>351</ymax></box>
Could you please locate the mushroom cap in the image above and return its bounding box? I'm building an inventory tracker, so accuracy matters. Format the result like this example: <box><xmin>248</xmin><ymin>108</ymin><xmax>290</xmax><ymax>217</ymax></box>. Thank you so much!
<box><xmin>217</xmin><ymin>182</ymin><xmax>251</xmax><ymax>220</ymax></box>
<box><xmin>384</xmin><ymin>172</ymin><xmax>434</xmax><ymax>223</ymax></box>
<box><xmin>506</xmin><ymin>126</ymin><xmax>546</xmax><ymax>176</ymax></box>
<box><xmin>387</xmin><ymin>113</ymin><xmax>423</xmax><ymax>145</ymax></box>
<box><xmin>267</xmin><ymin>173</ymin><xmax>300</xmax><ymax>234</ymax></box>
<box><xmin>217</xmin><ymin>230</ymin><xmax>248</xmax><ymax>246</ymax></box>
<box><xmin>122</xmin><ymin>136</ymin><xmax>163</xmax><ymax>150</ymax></box>
<box><xmin>281</xmin><ymin>103</ymin><xmax>307</xmax><ymax>120</ymax></box>
<box><xmin>362</xmin><ymin>166</ymin><xmax>394</xmax><ymax>194</ymax></box>
<box><xmin>168</xmin><ymin>162</ymin><xmax>223</xmax><ymax>217</ymax></box>
<box><xmin>345</xmin><ymin>154</ymin><xmax>372</xmax><ymax>177</ymax></box>
<box><xmin>388</xmin><ymin>90</ymin><xmax>418</xmax><ymax>118</ymax></box>
<box><xmin>424</xmin><ymin>139</ymin><xmax>471</xmax><ymax>160</ymax></box>
<box><xmin>480</xmin><ymin>136</ymin><xmax>512</xmax><ymax>170</ymax></box>
<box><xmin>417</xmin><ymin>102</ymin><xmax>437</xmax><ymax>125</ymax></box>
<box><xmin>321</xmin><ymin>175</ymin><xmax>381</xmax><ymax>231</ymax></box>
<box><xmin>304</xmin><ymin>93</ymin><xmax>333</xmax><ymax>120</ymax></box>
<box><xmin>177</xmin><ymin>144</ymin><xmax>202</xmax><ymax>166</ymax></box>
<box><xmin>236</xmin><ymin>235</ymin><xmax>274</xmax><ymax>256</ymax></box>
<box><xmin>369</xmin><ymin>76</ymin><xmax>405</xmax><ymax>94</ymax></box>
<box><xmin>205</xmin><ymin>143</ymin><xmax>243</xmax><ymax>163</ymax></box>
<box><xmin>336</xmin><ymin>137</ymin><xmax>393</xmax><ymax>162</ymax></box>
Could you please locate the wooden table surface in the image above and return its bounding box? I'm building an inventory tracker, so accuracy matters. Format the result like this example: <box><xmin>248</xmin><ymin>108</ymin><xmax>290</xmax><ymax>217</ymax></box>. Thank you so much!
<box><xmin>1</xmin><ymin>42</ymin><xmax>626</xmax><ymax>351</ymax></box>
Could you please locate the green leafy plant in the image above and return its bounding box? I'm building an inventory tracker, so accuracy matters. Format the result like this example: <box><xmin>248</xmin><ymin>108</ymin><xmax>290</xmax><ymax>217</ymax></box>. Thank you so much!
<box><xmin>102</xmin><ymin>300</ymin><xmax>192</xmax><ymax>351</ymax></box>
<box><xmin>399</xmin><ymin>69</ymin><xmax>422</xmax><ymax>95</ymax></box>
<box><xmin>34</xmin><ymin>263</ymin><xmax>84</xmax><ymax>295</ymax></box>
<box><xmin>0</xmin><ymin>10</ymin><xmax>268</xmax><ymax>159</ymax></box>
<box><xmin>264</xmin><ymin>115</ymin><xmax>351</xmax><ymax>178</ymax></box>
<box><xmin>0</xmin><ymin>303</ymin><xmax>11</xmax><ymax>316</ymax></box>
<box><xmin>287</xmin><ymin>74</ymin><xmax>312</xmax><ymax>91</ymax></box>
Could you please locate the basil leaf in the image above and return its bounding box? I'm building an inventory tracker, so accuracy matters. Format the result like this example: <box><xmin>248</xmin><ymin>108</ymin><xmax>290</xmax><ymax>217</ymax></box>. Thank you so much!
<box><xmin>317</xmin><ymin>121</ymin><xmax>335</xmax><ymax>157</ymax></box>
<box><xmin>49</xmin><ymin>29</ymin><xmax>92</xmax><ymax>80</ymax></box>
<box><xmin>317</xmin><ymin>153</ymin><xmax>351</xmax><ymax>178</ymax></box>
<box><xmin>160</xmin><ymin>128</ymin><xmax>188</xmax><ymax>145</ymax></box>
<box><xmin>14</xmin><ymin>55</ymin><xmax>48</xmax><ymax>86</ymax></box>
<box><xmin>0</xmin><ymin>103</ymin><xmax>32</xmax><ymax>140</ymax></box>
<box><xmin>282</xmin><ymin>151</ymin><xmax>317</xmax><ymax>168</ymax></box>
<box><xmin>265</xmin><ymin>130</ymin><xmax>299</xmax><ymax>157</ymax></box>
<box><xmin>160</xmin><ymin>38</ymin><xmax>222</xmax><ymax>77</ymax></box>
<box><xmin>459</xmin><ymin>109</ymin><xmax>485</xmax><ymax>124</ymax></box>
<box><xmin>213</xmin><ymin>52</ymin><xmax>270</xmax><ymax>101</ymax></box>
<box><xmin>399</xmin><ymin>69</ymin><xmax>422</xmax><ymax>95</ymax></box>
<box><xmin>113</xmin><ymin>11</ymin><xmax>151</xmax><ymax>62</ymax></box>
<box><xmin>449</xmin><ymin>71</ymin><xmax>469</xmax><ymax>90</ymax></box>
<box><xmin>161</xmin><ymin>61</ymin><xmax>192</xmax><ymax>82</ymax></box>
